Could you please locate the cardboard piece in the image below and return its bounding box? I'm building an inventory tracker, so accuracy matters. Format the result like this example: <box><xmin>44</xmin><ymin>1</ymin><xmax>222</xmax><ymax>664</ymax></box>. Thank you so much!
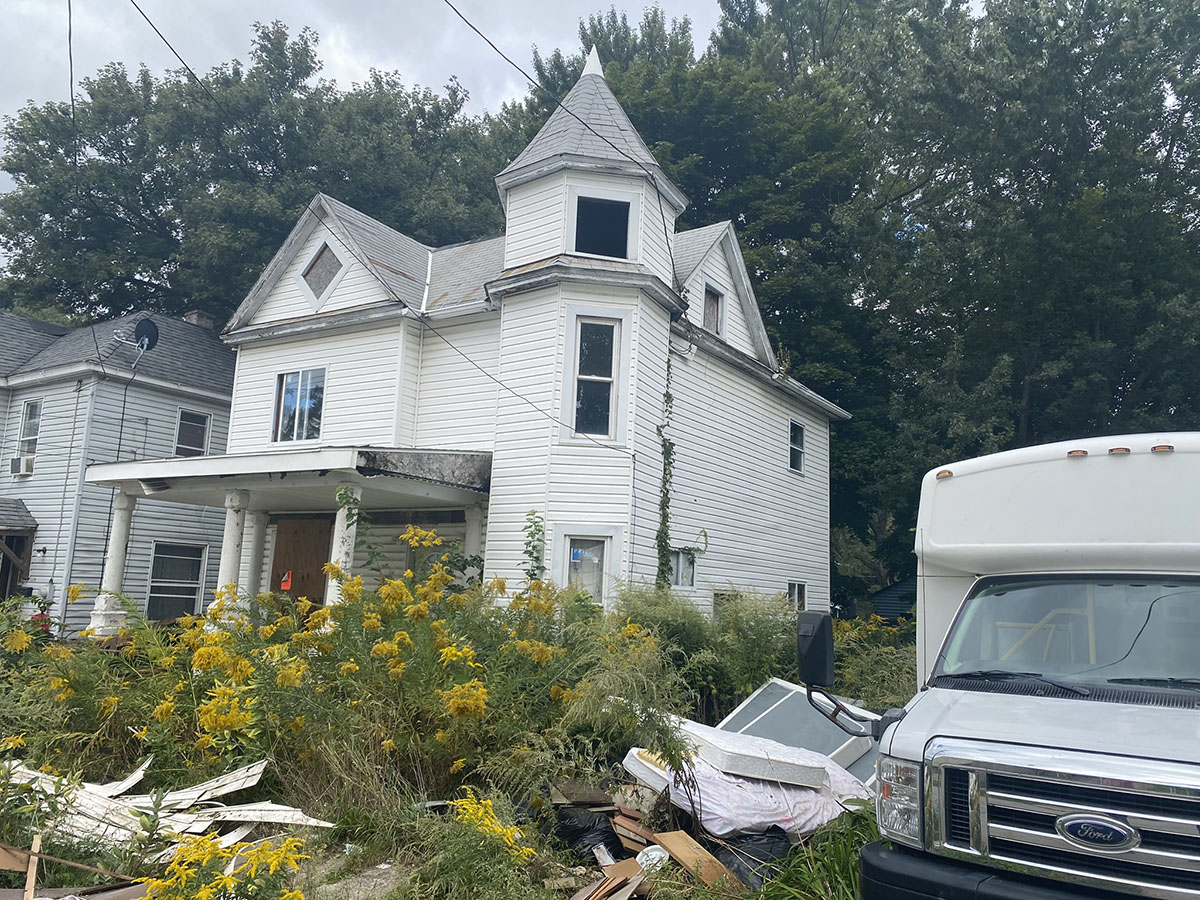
<box><xmin>652</xmin><ymin>831</ymin><xmax>744</xmax><ymax>893</ymax></box>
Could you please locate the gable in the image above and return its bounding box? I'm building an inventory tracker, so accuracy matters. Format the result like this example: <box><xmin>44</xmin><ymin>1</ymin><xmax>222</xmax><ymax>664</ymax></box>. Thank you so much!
<box><xmin>680</xmin><ymin>227</ymin><xmax>775</xmax><ymax>366</ymax></box>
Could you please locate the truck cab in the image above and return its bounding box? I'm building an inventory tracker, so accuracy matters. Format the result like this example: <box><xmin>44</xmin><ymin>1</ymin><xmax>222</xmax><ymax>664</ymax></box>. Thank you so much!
<box><xmin>849</xmin><ymin>434</ymin><xmax>1200</xmax><ymax>899</ymax></box>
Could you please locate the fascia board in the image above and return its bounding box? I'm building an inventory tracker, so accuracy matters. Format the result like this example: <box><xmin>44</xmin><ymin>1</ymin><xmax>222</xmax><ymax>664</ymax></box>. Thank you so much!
<box><xmin>489</xmin><ymin>261</ymin><xmax>686</xmax><ymax>316</ymax></box>
<box><xmin>720</xmin><ymin>229</ymin><xmax>778</xmax><ymax>369</ymax></box>
<box><xmin>222</xmin><ymin>302</ymin><xmax>410</xmax><ymax>346</ymax></box>
<box><xmin>1</xmin><ymin>362</ymin><xmax>230</xmax><ymax>403</ymax></box>
<box><xmin>85</xmin><ymin>446</ymin><xmax>362</xmax><ymax>485</ymax></box>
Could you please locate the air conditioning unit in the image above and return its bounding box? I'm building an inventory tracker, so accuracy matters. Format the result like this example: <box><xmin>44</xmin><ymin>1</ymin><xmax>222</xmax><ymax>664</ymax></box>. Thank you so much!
<box><xmin>9</xmin><ymin>456</ymin><xmax>34</xmax><ymax>476</ymax></box>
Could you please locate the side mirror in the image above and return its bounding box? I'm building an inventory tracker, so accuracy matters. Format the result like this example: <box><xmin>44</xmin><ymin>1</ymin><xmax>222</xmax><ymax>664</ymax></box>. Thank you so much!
<box><xmin>797</xmin><ymin>611</ymin><xmax>835</xmax><ymax>687</ymax></box>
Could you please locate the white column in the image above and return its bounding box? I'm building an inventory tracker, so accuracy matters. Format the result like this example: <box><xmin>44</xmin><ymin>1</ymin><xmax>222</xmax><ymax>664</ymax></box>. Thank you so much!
<box><xmin>216</xmin><ymin>490</ymin><xmax>250</xmax><ymax>597</ymax></box>
<box><xmin>326</xmin><ymin>484</ymin><xmax>362</xmax><ymax>602</ymax></box>
<box><xmin>464</xmin><ymin>504</ymin><xmax>483</xmax><ymax>558</ymax></box>
<box><xmin>89</xmin><ymin>492</ymin><xmax>136</xmax><ymax>635</ymax></box>
<box><xmin>243</xmin><ymin>510</ymin><xmax>269</xmax><ymax>598</ymax></box>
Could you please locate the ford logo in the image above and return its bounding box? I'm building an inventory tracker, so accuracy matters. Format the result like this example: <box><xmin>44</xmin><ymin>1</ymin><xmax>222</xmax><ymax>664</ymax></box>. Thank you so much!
<box><xmin>1055</xmin><ymin>813</ymin><xmax>1141</xmax><ymax>853</ymax></box>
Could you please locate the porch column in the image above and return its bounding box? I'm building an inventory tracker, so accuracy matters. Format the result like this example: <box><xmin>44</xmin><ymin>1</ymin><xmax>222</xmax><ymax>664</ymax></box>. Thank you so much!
<box><xmin>464</xmin><ymin>504</ymin><xmax>484</xmax><ymax>558</ymax></box>
<box><xmin>243</xmin><ymin>510</ymin><xmax>269</xmax><ymax>598</ymax></box>
<box><xmin>216</xmin><ymin>490</ymin><xmax>250</xmax><ymax>597</ymax></box>
<box><xmin>89</xmin><ymin>491</ymin><xmax>136</xmax><ymax>635</ymax></box>
<box><xmin>326</xmin><ymin>484</ymin><xmax>362</xmax><ymax>602</ymax></box>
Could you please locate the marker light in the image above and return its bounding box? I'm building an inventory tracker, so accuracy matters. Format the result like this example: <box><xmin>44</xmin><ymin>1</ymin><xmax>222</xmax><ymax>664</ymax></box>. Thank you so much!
<box><xmin>1067</xmin><ymin>449</ymin><xmax>1089</xmax><ymax>458</ymax></box>
<box><xmin>1108</xmin><ymin>447</ymin><xmax>1131</xmax><ymax>455</ymax></box>
<box><xmin>1151</xmin><ymin>444</ymin><xmax>1175</xmax><ymax>453</ymax></box>
<box><xmin>935</xmin><ymin>469</ymin><xmax>953</xmax><ymax>480</ymax></box>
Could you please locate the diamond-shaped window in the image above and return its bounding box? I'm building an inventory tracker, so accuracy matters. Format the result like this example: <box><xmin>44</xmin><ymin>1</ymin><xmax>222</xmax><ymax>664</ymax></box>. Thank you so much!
<box><xmin>303</xmin><ymin>243</ymin><xmax>343</xmax><ymax>298</ymax></box>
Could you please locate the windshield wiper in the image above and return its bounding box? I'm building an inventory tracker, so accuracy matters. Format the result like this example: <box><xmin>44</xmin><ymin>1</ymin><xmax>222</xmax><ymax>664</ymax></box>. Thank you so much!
<box><xmin>1107</xmin><ymin>677</ymin><xmax>1200</xmax><ymax>690</ymax></box>
<box><xmin>941</xmin><ymin>669</ymin><xmax>1091</xmax><ymax>696</ymax></box>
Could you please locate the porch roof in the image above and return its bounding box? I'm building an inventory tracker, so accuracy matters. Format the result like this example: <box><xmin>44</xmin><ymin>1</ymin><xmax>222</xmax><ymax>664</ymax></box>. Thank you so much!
<box><xmin>0</xmin><ymin>498</ymin><xmax>37</xmax><ymax>532</ymax></box>
<box><xmin>85</xmin><ymin>446</ymin><xmax>491</xmax><ymax>511</ymax></box>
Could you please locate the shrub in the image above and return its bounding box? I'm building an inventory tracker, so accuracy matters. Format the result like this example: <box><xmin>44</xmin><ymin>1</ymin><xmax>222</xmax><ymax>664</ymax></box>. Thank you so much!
<box><xmin>832</xmin><ymin>616</ymin><xmax>918</xmax><ymax>709</ymax></box>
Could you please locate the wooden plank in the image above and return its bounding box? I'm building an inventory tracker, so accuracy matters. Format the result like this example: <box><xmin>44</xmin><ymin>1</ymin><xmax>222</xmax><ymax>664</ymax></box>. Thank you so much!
<box><xmin>613</xmin><ymin>815</ymin><xmax>655</xmax><ymax>844</ymax></box>
<box><xmin>616</xmin><ymin>834</ymin><xmax>647</xmax><ymax>853</ymax></box>
<box><xmin>22</xmin><ymin>835</ymin><xmax>40</xmax><ymax>900</ymax></box>
<box><xmin>601</xmin><ymin>858</ymin><xmax>642</xmax><ymax>881</ymax></box>
<box><xmin>0</xmin><ymin>847</ymin><xmax>26</xmax><ymax>873</ymax></box>
<box><xmin>652</xmin><ymin>831</ymin><xmax>744</xmax><ymax>893</ymax></box>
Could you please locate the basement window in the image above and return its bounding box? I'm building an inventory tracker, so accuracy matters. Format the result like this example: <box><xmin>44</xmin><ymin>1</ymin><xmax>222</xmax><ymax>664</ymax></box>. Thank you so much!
<box><xmin>174</xmin><ymin>409</ymin><xmax>210</xmax><ymax>457</ymax></box>
<box><xmin>147</xmin><ymin>542</ymin><xmax>206</xmax><ymax>621</ymax></box>
<box><xmin>575</xmin><ymin>197</ymin><xmax>630</xmax><ymax>259</ymax></box>
<box><xmin>302</xmin><ymin>243</ymin><xmax>343</xmax><ymax>300</ymax></box>
<box><xmin>567</xmin><ymin>537</ymin><xmax>607</xmax><ymax>599</ymax></box>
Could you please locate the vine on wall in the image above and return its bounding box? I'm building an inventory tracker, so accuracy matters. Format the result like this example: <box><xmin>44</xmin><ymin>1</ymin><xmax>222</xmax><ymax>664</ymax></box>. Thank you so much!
<box><xmin>654</xmin><ymin>356</ymin><xmax>675</xmax><ymax>587</ymax></box>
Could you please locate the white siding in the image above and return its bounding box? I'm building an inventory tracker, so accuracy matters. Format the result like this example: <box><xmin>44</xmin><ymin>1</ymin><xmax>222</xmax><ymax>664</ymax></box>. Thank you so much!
<box><xmin>249</xmin><ymin>220</ymin><xmax>391</xmax><ymax>327</ymax></box>
<box><xmin>662</xmin><ymin>349</ymin><xmax>832</xmax><ymax>612</ymax></box>
<box><xmin>504</xmin><ymin>174</ymin><xmax>566</xmax><ymax>269</ymax></box>
<box><xmin>627</xmin><ymin>301</ymin><xmax>672</xmax><ymax>583</ymax></box>
<box><xmin>639</xmin><ymin>180</ymin><xmax>678</xmax><ymax>289</ymax></box>
<box><xmin>225</xmin><ymin>323</ymin><xmax>404</xmax><ymax>453</ymax></box>
<box><xmin>413</xmin><ymin>314</ymin><xmax>500</xmax><ymax>449</ymax></box>
<box><xmin>396</xmin><ymin>319</ymin><xmax>423</xmax><ymax>446</ymax></box>
<box><xmin>682</xmin><ymin>239</ymin><xmax>760</xmax><ymax>361</ymax></box>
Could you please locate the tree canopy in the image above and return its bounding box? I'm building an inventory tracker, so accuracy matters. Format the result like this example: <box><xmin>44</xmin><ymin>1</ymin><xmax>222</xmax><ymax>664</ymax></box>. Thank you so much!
<box><xmin>3</xmin><ymin>3</ymin><xmax>1198</xmax><ymax>606</ymax></box>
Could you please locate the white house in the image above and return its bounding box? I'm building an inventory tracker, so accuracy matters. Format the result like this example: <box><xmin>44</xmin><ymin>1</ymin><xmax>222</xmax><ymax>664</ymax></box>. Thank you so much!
<box><xmin>0</xmin><ymin>310</ymin><xmax>234</xmax><ymax>630</ymax></box>
<box><xmin>85</xmin><ymin>49</ymin><xmax>848</xmax><ymax>631</ymax></box>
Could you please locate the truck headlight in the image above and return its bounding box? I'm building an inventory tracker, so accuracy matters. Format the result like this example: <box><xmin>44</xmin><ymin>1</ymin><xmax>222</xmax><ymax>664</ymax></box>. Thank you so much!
<box><xmin>877</xmin><ymin>755</ymin><xmax>922</xmax><ymax>847</ymax></box>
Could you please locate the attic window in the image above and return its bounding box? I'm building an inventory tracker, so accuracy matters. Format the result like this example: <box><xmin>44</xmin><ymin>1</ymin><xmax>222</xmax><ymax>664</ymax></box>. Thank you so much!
<box><xmin>303</xmin><ymin>243</ymin><xmax>343</xmax><ymax>299</ymax></box>
<box><xmin>703</xmin><ymin>287</ymin><xmax>723</xmax><ymax>335</ymax></box>
<box><xmin>575</xmin><ymin>197</ymin><xmax>630</xmax><ymax>259</ymax></box>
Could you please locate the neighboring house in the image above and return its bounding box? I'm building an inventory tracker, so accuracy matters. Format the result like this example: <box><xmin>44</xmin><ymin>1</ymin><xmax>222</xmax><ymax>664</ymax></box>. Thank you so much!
<box><xmin>85</xmin><ymin>49</ymin><xmax>848</xmax><ymax>632</ymax></box>
<box><xmin>0</xmin><ymin>310</ymin><xmax>234</xmax><ymax>630</ymax></box>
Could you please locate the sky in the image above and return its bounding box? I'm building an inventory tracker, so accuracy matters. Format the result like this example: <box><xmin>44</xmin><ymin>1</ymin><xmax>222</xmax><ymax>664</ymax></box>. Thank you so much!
<box><xmin>4</xmin><ymin>0</ymin><xmax>723</xmax><ymax>127</ymax></box>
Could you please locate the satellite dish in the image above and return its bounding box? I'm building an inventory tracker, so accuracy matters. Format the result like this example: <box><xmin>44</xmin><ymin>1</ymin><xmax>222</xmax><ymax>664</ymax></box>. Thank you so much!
<box><xmin>133</xmin><ymin>318</ymin><xmax>159</xmax><ymax>352</ymax></box>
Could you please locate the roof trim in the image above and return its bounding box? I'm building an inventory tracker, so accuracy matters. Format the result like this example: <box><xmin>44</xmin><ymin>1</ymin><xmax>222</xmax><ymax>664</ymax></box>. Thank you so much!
<box><xmin>488</xmin><ymin>258</ymin><xmax>686</xmax><ymax>316</ymax></box>
<box><xmin>496</xmin><ymin>156</ymin><xmax>689</xmax><ymax>214</ymax></box>
<box><xmin>675</xmin><ymin>222</ymin><xmax>728</xmax><ymax>286</ymax></box>
<box><xmin>719</xmin><ymin>228</ymin><xmax>778</xmax><ymax>369</ymax></box>
<box><xmin>222</xmin><ymin>300</ymin><xmax>411</xmax><ymax>347</ymax></box>
<box><xmin>0</xmin><ymin>361</ymin><xmax>230</xmax><ymax>403</ymax></box>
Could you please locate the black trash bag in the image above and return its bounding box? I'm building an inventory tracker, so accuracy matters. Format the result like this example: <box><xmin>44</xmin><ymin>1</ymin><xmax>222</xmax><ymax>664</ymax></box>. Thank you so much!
<box><xmin>554</xmin><ymin>806</ymin><xmax>629</xmax><ymax>861</ymax></box>
<box><xmin>710</xmin><ymin>826</ymin><xmax>792</xmax><ymax>891</ymax></box>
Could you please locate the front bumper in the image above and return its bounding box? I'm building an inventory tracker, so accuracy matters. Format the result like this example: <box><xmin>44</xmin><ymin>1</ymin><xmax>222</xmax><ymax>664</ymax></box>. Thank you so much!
<box><xmin>859</xmin><ymin>841</ymin><xmax>1134</xmax><ymax>900</ymax></box>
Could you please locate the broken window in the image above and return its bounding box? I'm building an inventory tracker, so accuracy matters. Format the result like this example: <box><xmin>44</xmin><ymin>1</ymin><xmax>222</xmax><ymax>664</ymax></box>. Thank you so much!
<box><xmin>575</xmin><ymin>320</ymin><xmax>616</xmax><ymax>437</ymax></box>
<box><xmin>568</xmin><ymin>537</ymin><xmax>606</xmax><ymax>598</ymax></box>
<box><xmin>274</xmin><ymin>368</ymin><xmax>325</xmax><ymax>442</ymax></box>
<box><xmin>302</xmin><ymin>243</ymin><xmax>343</xmax><ymax>299</ymax></box>
<box><xmin>175</xmin><ymin>409</ymin><xmax>210</xmax><ymax>457</ymax></box>
<box><xmin>703</xmin><ymin>287</ymin><xmax>723</xmax><ymax>334</ymax></box>
<box><xmin>575</xmin><ymin>197</ymin><xmax>630</xmax><ymax>259</ymax></box>
<box><xmin>147</xmin><ymin>543</ymin><xmax>205</xmax><ymax>620</ymax></box>
<box><xmin>789</xmin><ymin>421</ymin><xmax>806</xmax><ymax>473</ymax></box>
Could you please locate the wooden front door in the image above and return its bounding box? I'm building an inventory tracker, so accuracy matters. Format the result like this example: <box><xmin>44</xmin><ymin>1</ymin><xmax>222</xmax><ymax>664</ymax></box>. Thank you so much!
<box><xmin>270</xmin><ymin>518</ymin><xmax>332</xmax><ymax>605</ymax></box>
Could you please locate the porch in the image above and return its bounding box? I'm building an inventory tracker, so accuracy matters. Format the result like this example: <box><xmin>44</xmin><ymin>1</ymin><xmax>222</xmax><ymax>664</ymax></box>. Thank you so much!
<box><xmin>0</xmin><ymin>499</ymin><xmax>37</xmax><ymax>599</ymax></box>
<box><xmin>84</xmin><ymin>446</ymin><xmax>490</xmax><ymax>632</ymax></box>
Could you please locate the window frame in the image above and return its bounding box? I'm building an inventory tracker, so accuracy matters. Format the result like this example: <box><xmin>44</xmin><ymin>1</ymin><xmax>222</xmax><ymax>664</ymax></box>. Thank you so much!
<box><xmin>789</xmin><ymin>420</ymin><xmax>806</xmax><ymax>475</ymax></box>
<box><xmin>565</xmin><ymin>184</ymin><xmax>642</xmax><ymax>264</ymax></box>
<box><xmin>17</xmin><ymin>398</ymin><xmax>42</xmax><ymax>460</ymax></box>
<box><xmin>552</xmin><ymin>524</ymin><xmax>622</xmax><ymax>606</ymax></box>
<box><xmin>669</xmin><ymin>548</ymin><xmax>696</xmax><ymax>589</ymax></box>
<box><xmin>272</xmin><ymin>367</ymin><xmax>327</xmax><ymax>443</ymax></box>
<box><xmin>295</xmin><ymin>240</ymin><xmax>349</xmax><ymax>310</ymax></box>
<box><xmin>145</xmin><ymin>541</ymin><xmax>208</xmax><ymax>621</ymax></box>
<box><xmin>702</xmin><ymin>284</ymin><xmax>725</xmax><ymax>336</ymax></box>
<box><xmin>788</xmin><ymin>581</ymin><xmax>807</xmax><ymax>614</ymax></box>
<box><xmin>174</xmin><ymin>407</ymin><xmax>211</xmax><ymax>457</ymax></box>
<box><xmin>573</xmin><ymin>317</ymin><xmax>618</xmax><ymax>439</ymax></box>
<box><xmin>560</xmin><ymin>304</ymin><xmax>632</xmax><ymax>446</ymax></box>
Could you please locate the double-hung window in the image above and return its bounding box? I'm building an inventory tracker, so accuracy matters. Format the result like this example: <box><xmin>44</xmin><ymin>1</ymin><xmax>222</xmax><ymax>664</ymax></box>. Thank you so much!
<box><xmin>788</xmin><ymin>581</ymin><xmax>807</xmax><ymax>613</ymax></box>
<box><xmin>669</xmin><ymin>549</ymin><xmax>696</xmax><ymax>588</ymax></box>
<box><xmin>789</xmin><ymin>421</ymin><xmax>806</xmax><ymax>474</ymax></box>
<box><xmin>174</xmin><ymin>409</ymin><xmax>210</xmax><ymax>457</ymax></box>
<box><xmin>147</xmin><ymin>543</ymin><xmax>206</xmax><ymax>620</ymax></box>
<box><xmin>274</xmin><ymin>368</ymin><xmax>325</xmax><ymax>442</ymax></box>
<box><xmin>18</xmin><ymin>399</ymin><xmax>41</xmax><ymax>457</ymax></box>
<box><xmin>574</xmin><ymin>320</ymin><xmax>617</xmax><ymax>438</ymax></box>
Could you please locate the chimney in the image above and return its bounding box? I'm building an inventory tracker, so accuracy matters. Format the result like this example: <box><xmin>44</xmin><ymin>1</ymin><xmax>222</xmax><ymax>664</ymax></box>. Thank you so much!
<box><xmin>183</xmin><ymin>309</ymin><xmax>215</xmax><ymax>330</ymax></box>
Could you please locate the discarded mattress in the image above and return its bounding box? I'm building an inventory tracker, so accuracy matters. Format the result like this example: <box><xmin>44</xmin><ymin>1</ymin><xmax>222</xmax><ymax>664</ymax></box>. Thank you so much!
<box><xmin>622</xmin><ymin>746</ymin><xmax>871</xmax><ymax>837</ymax></box>
<box><xmin>676</xmin><ymin>718</ymin><xmax>828</xmax><ymax>788</ymax></box>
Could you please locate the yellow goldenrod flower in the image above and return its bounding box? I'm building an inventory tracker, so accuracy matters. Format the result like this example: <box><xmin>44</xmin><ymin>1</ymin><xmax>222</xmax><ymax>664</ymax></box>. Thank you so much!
<box><xmin>338</xmin><ymin>660</ymin><xmax>360</xmax><ymax>676</ymax></box>
<box><xmin>340</xmin><ymin>575</ymin><xmax>364</xmax><ymax>603</ymax></box>
<box><xmin>381</xmin><ymin>738</ymin><xmax>396</xmax><ymax>752</ymax></box>
<box><xmin>439</xmin><ymin>643</ymin><xmax>478</xmax><ymax>668</ymax></box>
<box><xmin>258</xmin><ymin>623</ymin><xmax>278</xmax><ymax>640</ymax></box>
<box><xmin>305</xmin><ymin>607</ymin><xmax>332</xmax><ymax>631</ymax></box>
<box><xmin>287</xmin><ymin>715</ymin><xmax>306</xmax><ymax>733</ymax></box>
<box><xmin>387</xmin><ymin>658</ymin><xmax>406</xmax><ymax>680</ymax></box>
<box><xmin>100</xmin><ymin>695</ymin><xmax>120</xmax><ymax>717</ymax></box>
<box><xmin>0</xmin><ymin>734</ymin><xmax>26</xmax><ymax>751</ymax></box>
<box><xmin>450</xmin><ymin>758</ymin><xmax>466</xmax><ymax>774</ymax></box>
<box><xmin>321</xmin><ymin>562</ymin><xmax>345</xmax><ymax>581</ymax></box>
<box><xmin>152</xmin><ymin>696</ymin><xmax>175</xmax><ymax>723</ymax></box>
<box><xmin>66</xmin><ymin>582</ymin><xmax>86</xmax><ymax>604</ymax></box>
<box><xmin>405</xmin><ymin>601</ymin><xmax>430</xmax><ymax>622</ymax></box>
<box><xmin>439</xmin><ymin>679</ymin><xmax>488</xmax><ymax>719</ymax></box>
<box><xmin>275</xmin><ymin>658</ymin><xmax>308</xmax><ymax>687</ymax></box>
<box><xmin>132</xmin><ymin>725</ymin><xmax>149</xmax><ymax>740</ymax></box>
<box><xmin>362</xmin><ymin>612</ymin><xmax>381</xmax><ymax>632</ymax></box>
<box><xmin>2</xmin><ymin>629</ymin><xmax>33</xmax><ymax>653</ymax></box>
<box><xmin>157</xmin><ymin>655</ymin><xmax>176</xmax><ymax>669</ymax></box>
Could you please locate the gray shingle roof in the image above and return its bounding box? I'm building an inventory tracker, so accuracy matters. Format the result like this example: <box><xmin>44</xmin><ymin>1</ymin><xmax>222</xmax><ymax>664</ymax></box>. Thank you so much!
<box><xmin>0</xmin><ymin>312</ymin><xmax>69</xmax><ymax>376</ymax></box>
<box><xmin>0</xmin><ymin>498</ymin><xmax>37</xmax><ymax>531</ymax></box>
<box><xmin>673</xmin><ymin>222</ymin><xmax>731</xmax><ymax>286</ymax></box>
<box><xmin>319</xmin><ymin>194</ymin><xmax>431</xmax><ymax>310</ymax></box>
<box><xmin>498</xmin><ymin>72</ymin><xmax>661</xmax><ymax>179</ymax></box>
<box><xmin>427</xmin><ymin>235</ymin><xmax>506</xmax><ymax>311</ymax></box>
<box><xmin>10</xmin><ymin>312</ymin><xmax>235</xmax><ymax>394</ymax></box>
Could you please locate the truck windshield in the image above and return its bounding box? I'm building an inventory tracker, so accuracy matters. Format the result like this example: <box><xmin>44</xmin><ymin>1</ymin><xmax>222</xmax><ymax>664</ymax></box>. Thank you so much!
<box><xmin>934</xmin><ymin>576</ymin><xmax>1200</xmax><ymax>689</ymax></box>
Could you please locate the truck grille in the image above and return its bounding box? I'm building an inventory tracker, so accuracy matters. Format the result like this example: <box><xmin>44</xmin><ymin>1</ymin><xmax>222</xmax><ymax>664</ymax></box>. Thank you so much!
<box><xmin>929</xmin><ymin>739</ymin><xmax>1200</xmax><ymax>899</ymax></box>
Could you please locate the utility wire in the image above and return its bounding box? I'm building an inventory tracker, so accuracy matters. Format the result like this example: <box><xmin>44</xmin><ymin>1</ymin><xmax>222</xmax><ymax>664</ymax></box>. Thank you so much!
<box><xmin>126</xmin><ymin>0</ymin><xmax>637</xmax><ymax>458</ymax></box>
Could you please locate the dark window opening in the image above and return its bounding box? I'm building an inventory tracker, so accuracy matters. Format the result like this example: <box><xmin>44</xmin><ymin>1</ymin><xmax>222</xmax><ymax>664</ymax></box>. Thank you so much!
<box><xmin>575</xmin><ymin>320</ymin><xmax>616</xmax><ymax>436</ymax></box>
<box><xmin>704</xmin><ymin>288</ymin><xmax>722</xmax><ymax>334</ymax></box>
<box><xmin>575</xmin><ymin>197</ymin><xmax>630</xmax><ymax>259</ymax></box>
<box><xmin>148</xmin><ymin>543</ymin><xmax>204</xmax><ymax>620</ymax></box>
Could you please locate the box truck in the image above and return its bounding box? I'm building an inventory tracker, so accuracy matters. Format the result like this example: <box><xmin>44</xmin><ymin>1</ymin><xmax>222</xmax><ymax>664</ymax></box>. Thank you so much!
<box><xmin>800</xmin><ymin>433</ymin><xmax>1200</xmax><ymax>899</ymax></box>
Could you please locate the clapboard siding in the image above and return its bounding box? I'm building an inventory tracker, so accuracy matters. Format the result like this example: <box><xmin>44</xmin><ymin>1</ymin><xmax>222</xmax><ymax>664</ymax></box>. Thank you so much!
<box><xmin>481</xmin><ymin>287</ymin><xmax>560</xmax><ymax>584</ymax></box>
<box><xmin>225</xmin><ymin>324</ymin><xmax>404</xmax><ymax>452</ymax></box>
<box><xmin>413</xmin><ymin>314</ymin><xmax>500</xmax><ymax>449</ymax></box>
<box><xmin>639</xmin><ymin>181</ymin><xmax>677</xmax><ymax>289</ymax></box>
<box><xmin>250</xmin><ymin>219</ymin><xmax>391</xmax><ymax>326</ymax></box>
<box><xmin>666</xmin><ymin>350</ymin><xmax>832</xmax><ymax>612</ymax></box>
<box><xmin>396</xmin><ymin>319</ymin><xmax>422</xmax><ymax>445</ymax></box>
<box><xmin>682</xmin><ymin>239</ymin><xmax>759</xmax><ymax>361</ymax></box>
<box><xmin>504</xmin><ymin>175</ymin><xmax>566</xmax><ymax>269</ymax></box>
<box><xmin>628</xmin><ymin>301</ymin><xmax>672</xmax><ymax>583</ymax></box>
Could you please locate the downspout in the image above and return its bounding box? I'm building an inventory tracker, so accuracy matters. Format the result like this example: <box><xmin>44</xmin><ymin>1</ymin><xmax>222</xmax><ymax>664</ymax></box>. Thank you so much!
<box><xmin>56</xmin><ymin>375</ymin><xmax>99</xmax><ymax>632</ymax></box>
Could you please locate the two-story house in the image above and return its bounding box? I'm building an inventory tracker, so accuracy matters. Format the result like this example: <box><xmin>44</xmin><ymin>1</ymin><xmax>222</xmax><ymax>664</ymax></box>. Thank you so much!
<box><xmin>85</xmin><ymin>49</ymin><xmax>848</xmax><ymax>632</ymax></box>
<box><xmin>0</xmin><ymin>310</ymin><xmax>234</xmax><ymax>630</ymax></box>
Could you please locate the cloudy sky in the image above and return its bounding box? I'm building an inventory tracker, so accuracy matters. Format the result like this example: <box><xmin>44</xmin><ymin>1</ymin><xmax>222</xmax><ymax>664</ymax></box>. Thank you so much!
<box><xmin>5</xmin><ymin>0</ymin><xmax>722</xmax><ymax>122</ymax></box>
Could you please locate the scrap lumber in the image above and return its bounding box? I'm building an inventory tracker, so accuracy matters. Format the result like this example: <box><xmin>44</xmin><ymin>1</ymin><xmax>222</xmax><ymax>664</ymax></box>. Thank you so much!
<box><xmin>612</xmin><ymin>815</ymin><xmax>655</xmax><ymax>844</ymax></box>
<box><xmin>652</xmin><ymin>831</ymin><xmax>745</xmax><ymax>894</ymax></box>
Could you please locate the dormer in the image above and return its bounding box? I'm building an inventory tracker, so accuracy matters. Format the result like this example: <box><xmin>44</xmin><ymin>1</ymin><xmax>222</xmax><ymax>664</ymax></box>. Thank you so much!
<box><xmin>495</xmin><ymin>48</ymin><xmax>688</xmax><ymax>288</ymax></box>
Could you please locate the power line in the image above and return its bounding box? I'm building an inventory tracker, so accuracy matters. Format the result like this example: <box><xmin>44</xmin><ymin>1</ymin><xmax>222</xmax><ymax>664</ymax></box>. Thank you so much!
<box><xmin>125</xmin><ymin>0</ymin><xmax>637</xmax><ymax>458</ymax></box>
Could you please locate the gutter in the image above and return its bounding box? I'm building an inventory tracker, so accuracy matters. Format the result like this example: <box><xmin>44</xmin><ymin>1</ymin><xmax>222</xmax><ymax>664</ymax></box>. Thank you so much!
<box><xmin>2</xmin><ymin>362</ymin><xmax>229</xmax><ymax>404</ymax></box>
